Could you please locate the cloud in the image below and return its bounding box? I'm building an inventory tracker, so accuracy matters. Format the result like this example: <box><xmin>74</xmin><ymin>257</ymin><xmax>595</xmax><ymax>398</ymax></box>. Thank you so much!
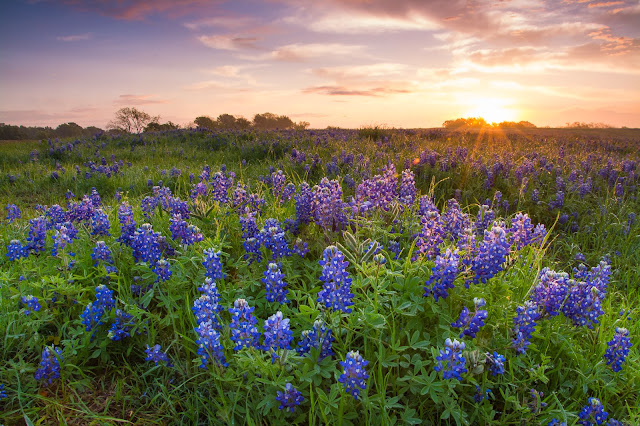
<box><xmin>302</xmin><ymin>83</ymin><xmax>413</xmax><ymax>97</ymax></box>
<box><xmin>197</xmin><ymin>34</ymin><xmax>260</xmax><ymax>50</ymax></box>
<box><xmin>56</xmin><ymin>33</ymin><xmax>92</xmax><ymax>42</ymax></box>
<box><xmin>114</xmin><ymin>94</ymin><xmax>168</xmax><ymax>105</ymax></box>
<box><xmin>310</xmin><ymin>63</ymin><xmax>408</xmax><ymax>80</ymax></box>
<box><xmin>183</xmin><ymin>15</ymin><xmax>257</xmax><ymax>31</ymax></box>
<box><xmin>268</xmin><ymin>43</ymin><xmax>366</xmax><ymax>61</ymax></box>
<box><xmin>588</xmin><ymin>1</ymin><xmax>625</xmax><ymax>8</ymax></box>
<box><xmin>53</xmin><ymin>0</ymin><xmax>218</xmax><ymax>20</ymax></box>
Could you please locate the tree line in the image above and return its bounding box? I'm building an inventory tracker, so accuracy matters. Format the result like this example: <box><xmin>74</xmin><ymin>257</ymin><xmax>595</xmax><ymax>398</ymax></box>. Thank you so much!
<box><xmin>0</xmin><ymin>122</ymin><xmax>104</xmax><ymax>140</ymax></box>
<box><xmin>442</xmin><ymin>117</ymin><xmax>537</xmax><ymax>130</ymax></box>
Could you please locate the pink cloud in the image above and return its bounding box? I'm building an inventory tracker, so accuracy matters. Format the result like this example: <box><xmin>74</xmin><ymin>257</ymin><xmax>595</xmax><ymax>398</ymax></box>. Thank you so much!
<box><xmin>115</xmin><ymin>94</ymin><xmax>168</xmax><ymax>105</ymax></box>
<box><xmin>56</xmin><ymin>33</ymin><xmax>92</xmax><ymax>42</ymax></box>
<box><xmin>54</xmin><ymin>0</ymin><xmax>220</xmax><ymax>20</ymax></box>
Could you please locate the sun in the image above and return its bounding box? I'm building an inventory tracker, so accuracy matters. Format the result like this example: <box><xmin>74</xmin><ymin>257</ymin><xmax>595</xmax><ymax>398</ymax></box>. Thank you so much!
<box><xmin>464</xmin><ymin>98</ymin><xmax>518</xmax><ymax>124</ymax></box>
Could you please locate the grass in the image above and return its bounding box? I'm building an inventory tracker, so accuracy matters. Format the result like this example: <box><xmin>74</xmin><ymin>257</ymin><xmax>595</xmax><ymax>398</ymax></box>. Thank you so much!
<box><xmin>0</xmin><ymin>128</ymin><xmax>638</xmax><ymax>425</ymax></box>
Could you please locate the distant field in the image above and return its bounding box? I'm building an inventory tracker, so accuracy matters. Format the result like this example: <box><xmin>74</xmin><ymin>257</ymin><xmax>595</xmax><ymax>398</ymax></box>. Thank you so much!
<box><xmin>0</xmin><ymin>128</ymin><xmax>638</xmax><ymax>424</ymax></box>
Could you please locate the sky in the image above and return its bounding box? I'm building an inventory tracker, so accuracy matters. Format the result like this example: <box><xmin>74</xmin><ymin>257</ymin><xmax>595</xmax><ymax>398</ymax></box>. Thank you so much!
<box><xmin>0</xmin><ymin>0</ymin><xmax>639</xmax><ymax>129</ymax></box>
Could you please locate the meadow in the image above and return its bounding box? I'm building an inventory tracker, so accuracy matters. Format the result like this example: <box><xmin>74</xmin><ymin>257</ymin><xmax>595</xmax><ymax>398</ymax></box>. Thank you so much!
<box><xmin>0</xmin><ymin>127</ymin><xmax>638</xmax><ymax>425</ymax></box>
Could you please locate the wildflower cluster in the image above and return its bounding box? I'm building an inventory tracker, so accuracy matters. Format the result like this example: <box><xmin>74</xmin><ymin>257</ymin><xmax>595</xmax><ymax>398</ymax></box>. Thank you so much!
<box><xmin>34</xmin><ymin>346</ymin><xmax>62</xmax><ymax>384</ymax></box>
<box><xmin>296</xmin><ymin>320</ymin><xmax>334</xmax><ymax>361</ymax></box>
<box><xmin>317</xmin><ymin>246</ymin><xmax>354</xmax><ymax>313</ymax></box>
<box><xmin>604</xmin><ymin>327</ymin><xmax>632</xmax><ymax>372</ymax></box>
<box><xmin>263</xmin><ymin>263</ymin><xmax>289</xmax><ymax>304</ymax></box>
<box><xmin>80</xmin><ymin>285</ymin><xmax>116</xmax><ymax>335</ymax></box>
<box><xmin>21</xmin><ymin>295</ymin><xmax>41</xmax><ymax>315</ymax></box>
<box><xmin>263</xmin><ymin>311</ymin><xmax>293</xmax><ymax>363</ymax></box>
<box><xmin>451</xmin><ymin>298</ymin><xmax>488</xmax><ymax>339</ymax></box>
<box><xmin>145</xmin><ymin>344</ymin><xmax>172</xmax><ymax>367</ymax></box>
<box><xmin>275</xmin><ymin>383</ymin><xmax>304</xmax><ymax>413</ymax></box>
<box><xmin>468</xmin><ymin>224</ymin><xmax>510</xmax><ymax>285</ymax></box>
<box><xmin>424</xmin><ymin>248</ymin><xmax>459</xmax><ymax>301</ymax></box>
<box><xmin>229</xmin><ymin>299</ymin><xmax>261</xmax><ymax>350</ymax></box>
<box><xmin>435</xmin><ymin>338</ymin><xmax>467</xmax><ymax>381</ymax></box>
<box><xmin>338</xmin><ymin>351</ymin><xmax>369</xmax><ymax>399</ymax></box>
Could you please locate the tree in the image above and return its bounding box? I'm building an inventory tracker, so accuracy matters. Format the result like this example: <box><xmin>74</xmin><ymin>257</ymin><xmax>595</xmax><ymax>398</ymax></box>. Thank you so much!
<box><xmin>55</xmin><ymin>122</ymin><xmax>84</xmax><ymax>138</ymax></box>
<box><xmin>107</xmin><ymin>107</ymin><xmax>159</xmax><ymax>134</ymax></box>
<box><xmin>253</xmin><ymin>112</ymin><xmax>294</xmax><ymax>130</ymax></box>
<box><xmin>216</xmin><ymin>114</ymin><xmax>237</xmax><ymax>129</ymax></box>
<box><xmin>294</xmin><ymin>121</ymin><xmax>310</xmax><ymax>130</ymax></box>
<box><xmin>235</xmin><ymin>117</ymin><xmax>252</xmax><ymax>129</ymax></box>
<box><xmin>145</xmin><ymin>121</ymin><xmax>179</xmax><ymax>132</ymax></box>
<box><xmin>195</xmin><ymin>116</ymin><xmax>217</xmax><ymax>129</ymax></box>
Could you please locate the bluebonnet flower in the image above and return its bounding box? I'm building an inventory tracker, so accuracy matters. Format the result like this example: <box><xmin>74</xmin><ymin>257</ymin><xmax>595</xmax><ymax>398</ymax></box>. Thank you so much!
<box><xmin>169</xmin><ymin>215</ymin><xmax>203</xmax><ymax>245</ymax></box>
<box><xmin>80</xmin><ymin>285</ymin><xmax>115</xmax><ymax>333</ymax></box>
<box><xmin>399</xmin><ymin>169</ymin><xmax>416</xmax><ymax>206</ymax></box>
<box><xmin>317</xmin><ymin>246</ymin><xmax>355</xmax><ymax>313</ymax></box>
<box><xmin>26</xmin><ymin>216</ymin><xmax>47</xmax><ymax>254</ymax></box>
<box><xmin>297</xmin><ymin>319</ymin><xmax>334</xmax><ymax>361</ymax></box>
<box><xmin>604</xmin><ymin>327</ymin><xmax>632</xmax><ymax>372</ymax></box>
<box><xmin>34</xmin><ymin>345</ymin><xmax>63</xmax><ymax>384</ymax></box>
<box><xmin>21</xmin><ymin>295</ymin><xmax>41</xmax><ymax>315</ymax></box>
<box><xmin>6</xmin><ymin>203</ymin><xmax>21</xmax><ymax>223</ymax></box>
<box><xmin>435</xmin><ymin>338</ymin><xmax>467</xmax><ymax>381</ymax></box>
<box><xmin>141</xmin><ymin>195</ymin><xmax>159</xmax><ymax>218</ymax></box>
<box><xmin>271</xmin><ymin>170</ymin><xmax>287</xmax><ymax>200</ymax></box>
<box><xmin>275</xmin><ymin>383</ymin><xmax>304</xmax><ymax>413</ymax></box>
<box><xmin>51</xmin><ymin>223</ymin><xmax>78</xmax><ymax>256</ymax></box>
<box><xmin>562</xmin><ymin>261</ymin><xmax>610</xmax><ymax>328</ymax></box>
<box><xmin>339</xmin><ymin>350</ymin><xmax>369</xmax><ymax>399</ymax></box>
<box><xmin>473</xmin><ymin>386</ymin><xmax>491</xmax><ymax>403</ymax></box>
<box><xmin>131</xmin><ymin>224</ymin><xmax>162</xmax><ymax>264</ymax></box>
<box><xmin>388</xmin><ymin>240</ymin><xmax>401</xmax><ymax>259</ymax></box>
<box><xmin>67</xmin><ymin>195</ymin><xmax>95</xmax><ymax>223</ymax></box>
<box><xmin>485</xmin><ymin>351</ymin><xmax>506</xmax><ymax>376</ymax></box>
<box><xmin>443</xmin><ymin>199</ymin><xmax>470</xmax><ymax>241</ymax></box>
<box><xmin>468</xmin><ymin>223</ymin><xmax>510</xmax><ymax>286</ymax></box>
<box><xmin>0</xmin><ymin>383</ymin><xmax>6</xmax><ymax>399</ymax></box>
<box><xmin>6</xmin><ymin>239</ymin><xmax>26</xmax><ymax>261</ymax></box>
<box><xmin>531</xmin><ymin>189</ymin><xmax>539</xmax><ymax>204</ymax></box>
<box><xmin>457</xmin><ymin>227</ymin><xmax>477</xmax><ymax>267</ymax></box>
<box><xmin>193</xmin><ymin>294</ymin><xmax>223</xmax><ymax>329</ymax></box>
<box><xmin>295</xmin><ymin>182</ymin><xmax>313</xmax><ymax>226</ymax></box>
<box><xmin>114</xmin><ymin>190</ymin><xmax>122</xmax><ymax>202</ymax></box>
<box><xmin>145</xmin><ymin>344</ymin><xmax>172</xmax><ymax>366</ymax></box>
<box><xmin>578</xmin><ymin>398</ymin><xmax>608</xmax><ymax>425</ymax></box>
<box><xmin>263</xmin><ymin>311</ymin><xmax>293</xmax><ymax>363</ymax></box>
<box><xmin>152</xmin><ymin>259</ymin><xmax>172</xmax><ymax>282</ymax></box>
<box><xmin>281</xmin><ymin>183</ymin><xmax>296</xmax><ymax>203</ymax></box>
<box><xmin>259</xmin><ymin>219</ymin><xmax>292</xmax><ymax>260</ymax></box>
<box><xmin>45</xmin><ymin>204</ymin><xmax>66</xmax><ymax>230</ymax></box>
<box><xmin>529</xmin><ymin>389</ymin><xmax>547</xmax><ymax>413</ymax></box>
<box><xmin>89</xmin><ymin>187</ymin><xmax>101</xmax><ymax>206</ymax></box>
<box><xmin>240</xmin><ymin>214</ymin><xmax>262</xmax><ymax>264</ymax></box>
<box><xmin>451</xmin><ymin>298</ymin><xmax>488</xmax><ymax>339</ymax></box>
<box><xmin>549</xmin><ymin>191</ymin><xmax>564</xmax><ymax>210</ymax></box>
<box><xmin>311</xmin><ymin>178</ymin><xmax>348</xmax><ymax>232</ymax></box>
<box><xmin>91</xmin><ymin>241</ymin><xmax>114</xmax><ymax>267</ymax></box>
<box><xmin>263</xmin><ymin>263</ymin><xmax>289</xmax><ymax>304</ymax></box>
<box><xmin>195</xmin><ymin>320</ymin><xmax>227</xmax><ymax>368</ymax></box>
<box><xmin>230</xmin><ymin>182</ymin><xmax>247</xmax><ymax>209</ymax></box>
<box><xmin>293</xmin><ymin>238</ymin><xmax>309</xmax><ymax>257</ymax></box>
<box><xmin>575</xmin><ymin>252</ymin><xmax>586</xmax><ymax>262</ymax></box>
<box><xmin>108</xmin><ymin>309</ymin><xmax>134</xmax><ymax>341</ymax></box>
<box><xmin>202</xmin><ymin>249</ymin><xmax>226</xmax><ymax>281</ymax></box>
<box><xmin>548</xmin><ymin>419</ymin><xmax>567</xmax><ymax>426</ymax></box>
<box><xmin>509</xmin><ymin>213</ymin><xmax>547</xmax><ymax>250</ymax></box>
<box><xmin>191</xmin><ymin>181</ymin><xmax>208</xmax><ymax>200</ymax></box>
<box><xmin>418</xmin><ymin>196</ymin><xmax>438</xmax><ymax>216</ymax></box>
<box><xmin>210</xmin><ymin>170</ymin><xmax>234</xmax><ymax>204</ymax></box>
<box><xmin>531</xmin><ymin>268</ymin><xmax>570</xmax><ymax>317</ymax></box>
<box><xmin>117</xmin><ymin>202</ymin><xmax>136</xmax><ymax>246</ymax></box>
<box><xmin>412</xmin><ymin>211</ymin><xmax>445</xmax><ymax>261</ymax></box>
<box><xmin>424</xmin><ymin>249</ymin><xmax>459</xmax><ymax>301</ymax></box>
<box><xmin>229</xmin><ymin>299</ymin><xmax>261</xmax><ymax>350</ymax></box>
<box><xmin>512</xmin><ymin>301</ymin><xmax>539</xmax><ymax>355</ymax></box>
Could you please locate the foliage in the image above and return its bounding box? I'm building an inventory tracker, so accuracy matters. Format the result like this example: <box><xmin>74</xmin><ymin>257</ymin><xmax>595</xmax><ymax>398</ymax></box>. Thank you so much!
<box><xmin>0</xmin><ymin>127</ymin><xmax>638</xmax><ymax>425</ymax></box>
<box><xmin>107</xmin><ymin>107</ymin><xmax>159</xmax><ymax>134</ymax></box>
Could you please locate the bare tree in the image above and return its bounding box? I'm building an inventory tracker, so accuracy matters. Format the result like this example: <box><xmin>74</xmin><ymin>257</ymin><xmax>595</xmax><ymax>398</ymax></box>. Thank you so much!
<box><xmin>107</xmin><ymin>107</ymin><xmax>159</xmax><ymax>134</ymax></box>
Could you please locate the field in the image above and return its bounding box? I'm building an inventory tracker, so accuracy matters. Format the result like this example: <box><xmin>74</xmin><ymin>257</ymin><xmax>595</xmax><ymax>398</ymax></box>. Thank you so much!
<box><xmin>0</xmin><ymin>127</ymin><xmax>638</xmax><ymax>425</ymax></box>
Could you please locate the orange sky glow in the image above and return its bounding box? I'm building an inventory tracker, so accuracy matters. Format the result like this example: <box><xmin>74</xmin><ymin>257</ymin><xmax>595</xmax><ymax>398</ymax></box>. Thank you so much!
<box><xmin>0</xmin><ymin>0</ymin><xmax>638</xmax><ymax>128</ymax></box>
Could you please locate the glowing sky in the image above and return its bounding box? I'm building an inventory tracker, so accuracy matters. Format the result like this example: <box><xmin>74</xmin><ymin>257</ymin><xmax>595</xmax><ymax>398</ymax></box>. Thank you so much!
<box><xmin>1</xmin><ymin>0</ymin><xmax>639</xmax><ymax>128</ymax></box>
